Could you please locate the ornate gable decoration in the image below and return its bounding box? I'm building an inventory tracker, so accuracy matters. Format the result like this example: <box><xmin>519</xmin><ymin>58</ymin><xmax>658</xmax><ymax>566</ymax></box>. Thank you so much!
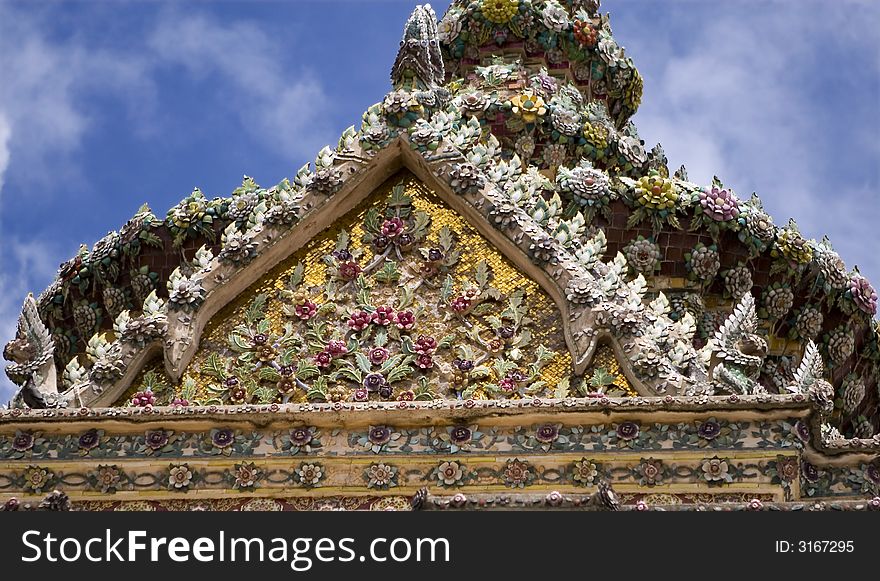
<box><xmin>3</xmin><ymin>0</ymin><xmax>879</xmax><ymax>455</ymax></box>
<box><xmin>170</xmin><ymin>173</ymin><xmax>572</xmax><ymax>407</ymax></box>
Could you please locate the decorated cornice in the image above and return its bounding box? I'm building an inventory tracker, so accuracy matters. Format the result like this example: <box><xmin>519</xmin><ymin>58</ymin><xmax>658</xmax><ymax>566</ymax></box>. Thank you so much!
<box><xmin>0</xmin><ymin>393</ymin><xmax>818</xmax><ymax>423</ymax></box>
<box><xmin>1</xmin><ymin>397</ymin><xmax>878</xmax><ymax>503</ymax></box>
<box><xmin>0</xmin><ymin>395</ymin><xmax>877</xmax><ymax>458</ymax></box>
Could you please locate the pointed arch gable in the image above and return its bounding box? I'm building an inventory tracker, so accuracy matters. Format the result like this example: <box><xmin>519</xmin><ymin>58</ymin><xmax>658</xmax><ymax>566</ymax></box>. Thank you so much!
<box><xmin>85</xmin><ymin>138</ymin><xmax>581</xmax><ymax>407</ymax></box>
<box><xmin>163</xmin><ymin>139</ymin><xmax>576</xmax><ymax>376</ymax></box>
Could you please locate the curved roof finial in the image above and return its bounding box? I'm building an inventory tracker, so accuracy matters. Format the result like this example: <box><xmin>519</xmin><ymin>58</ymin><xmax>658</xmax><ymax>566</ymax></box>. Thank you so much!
<box><xmin>391</xmin><ymin>4</ymin><xmax>445</xmax><ymax>90</ymax></box>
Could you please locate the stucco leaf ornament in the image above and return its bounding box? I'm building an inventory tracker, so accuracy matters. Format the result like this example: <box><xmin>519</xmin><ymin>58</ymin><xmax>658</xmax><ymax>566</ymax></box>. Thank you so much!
<box><xmin>3</xmin><ymin>294</ymin><xmax>58</xmax><ymax>408</ymax></box>
<box><xmin>704</xmin><ymin>293</ymin><xmax>768</xmax><ymax>395</ymax></box>
<box><xmin>787</xmin><ymin>340</ymin><xmax>834</xmax><ymax>416</ymax></box>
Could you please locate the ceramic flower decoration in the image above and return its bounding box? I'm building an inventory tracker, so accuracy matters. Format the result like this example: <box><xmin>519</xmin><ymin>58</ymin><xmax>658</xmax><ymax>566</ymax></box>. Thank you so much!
<box><xmin>481</xmin><ymin>0</ymin><xmax>519</xmax><ymax>24</ymax></box>
<box><xmin>509</xmin><ymin>90</ymin><xmax>547</xmax><ymax>124</ymax></box>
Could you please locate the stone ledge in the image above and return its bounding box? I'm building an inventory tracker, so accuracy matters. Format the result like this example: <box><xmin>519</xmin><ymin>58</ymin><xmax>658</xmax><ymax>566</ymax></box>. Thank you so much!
<box><xmin>0</xmin><ymin>394</ymin><xmax>814</xmax><ymax>425</ymax></box>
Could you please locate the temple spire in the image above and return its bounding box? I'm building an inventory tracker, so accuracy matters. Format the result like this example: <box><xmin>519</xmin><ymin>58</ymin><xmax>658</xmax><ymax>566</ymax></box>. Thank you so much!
<box><xmin>391</xmin><ymin>4</ymin><xmax>445</xmax><ymax>90</ymax></box>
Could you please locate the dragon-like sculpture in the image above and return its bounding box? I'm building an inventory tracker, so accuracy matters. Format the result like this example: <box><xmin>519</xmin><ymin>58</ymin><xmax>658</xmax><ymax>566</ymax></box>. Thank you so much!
<box><xmin>787</xmin><ymin>340</ymin><xmax>835</xmax><ymax>416</ymax></box>
<box><xmin>391</xmin><ymin>4</ymin><xmax>445</xmax><ymax>91</ymax></box>
<box><xmin>3</xmin><ymin>294</ymin><xmax>59</xmax><ymax>408</ymax></box>
<box><xmin>704</xmin><ymin>293</ymin><xmax>768</xmax><ymax>395</ymax></box>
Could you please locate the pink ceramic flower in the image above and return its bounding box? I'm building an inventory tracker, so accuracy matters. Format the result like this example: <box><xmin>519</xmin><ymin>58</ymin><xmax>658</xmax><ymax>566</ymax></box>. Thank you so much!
<box><xmin>395</xmin><ymin>311</ymin><xmax>415</xmax><ymax>330</ymax></box>
<box><xmin>368</xmin><ymin>347</ymin><xmax>389</xmax><ymax>365</ymax></box>
<box><xmin>348</xmin><ymin>311</ymin><xmax>372</xmax><ymax>331</ymax></box>
<box><xmin>294</xmin><ymin>301</ymin><xmax>318</xmax><ymax>320</ymax></box>
<box><xmin>699</xmin><ymin>186</ymin><xmax>739</xmax><ymax>221</ymax></box>
<box><xmin>314</xmin><ymin>351</ymin><xmax>333</xmax><ymax>368</ymax></box>
<box><xmin>381</xmin><ymin>217</ymin><xmax>405</xmax><ymax>238</ymax></box>
<box><xmin>372</xmin><ymin>306</ymin><xmax>395</xmax><ymax>326</ymax></box>
<box><xmin>849</xmin><ymin>274</ymin><xmax>878</xmax><ymax>316</ymax></box>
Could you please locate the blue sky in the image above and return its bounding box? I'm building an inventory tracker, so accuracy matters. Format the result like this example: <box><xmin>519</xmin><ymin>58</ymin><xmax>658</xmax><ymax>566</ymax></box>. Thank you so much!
<box><xmin>1</xmin><ymin>0</ymin><xmax>878</xmax><ymax>402</ymax></box>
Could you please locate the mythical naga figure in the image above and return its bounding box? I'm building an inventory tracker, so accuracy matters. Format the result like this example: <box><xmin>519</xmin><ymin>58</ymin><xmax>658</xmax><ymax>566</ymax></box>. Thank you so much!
<box><xmin>787</xmin><ymin>340</ymin><xmax>835</xmax><ymax>416</ymax></box>
<box><xmin>391</xmin><ymin>4</ymin><xmax>445</xmax><ymax>91</ymax></box>
<box><xmin>3</xmin><ymin>294</ymin><xmax>59</xmax><ymax>409</ymax></box>
<box><xmin>704</xmin><ymin>293</ymin><xmax>768</xmax><ymax>395</ymax></box>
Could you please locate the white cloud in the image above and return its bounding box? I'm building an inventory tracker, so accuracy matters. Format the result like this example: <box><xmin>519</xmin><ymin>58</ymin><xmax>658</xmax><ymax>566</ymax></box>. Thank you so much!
<box><xmin>0</xmin><ymin>4</ymin><xmax>156</xmax><ymax>190</ymax></box>
<box><xmin>0</xmin><ymin>3</ymin><xmax>335</xmax><ymax>194</ymax></box>
<box><xmin>147</xmin><ymin>12</ymin><xmax>334</xmax><ymax>161</ymax></box>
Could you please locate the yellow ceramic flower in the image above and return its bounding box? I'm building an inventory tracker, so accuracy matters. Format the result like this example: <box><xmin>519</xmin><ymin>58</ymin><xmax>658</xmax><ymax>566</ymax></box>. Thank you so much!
<box><xmin>625</xmin><ymin>70</ymin><xmax>644</xmax><ymax>111</ymax></box>
<box><xmin>775</xmin><ymin>229</ymin><xmax>813</xmax><ymax>265</ymax></box>
<box><xmin>509</xmin><ymin>90</ymin><xmax>547</xmax><ymax>124</ymax></box>
<box><xmin>635</xmin><ymin>175</ymin><xmax>678</xmax><ymax>210</ymax></box>
<box><xmin>583</xmin><ymin>122</ymin><xmax>609</xmax><ymax>149</ymax></box>
<box><xmin>482</xmin><ymin>0</ymin><xmax>519</xmax><ymax>24</ymax></box>
<box><xmin>171</xmin><ymin>198</ymin><xmax>207</xmax><ymax>229</ymax></box>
